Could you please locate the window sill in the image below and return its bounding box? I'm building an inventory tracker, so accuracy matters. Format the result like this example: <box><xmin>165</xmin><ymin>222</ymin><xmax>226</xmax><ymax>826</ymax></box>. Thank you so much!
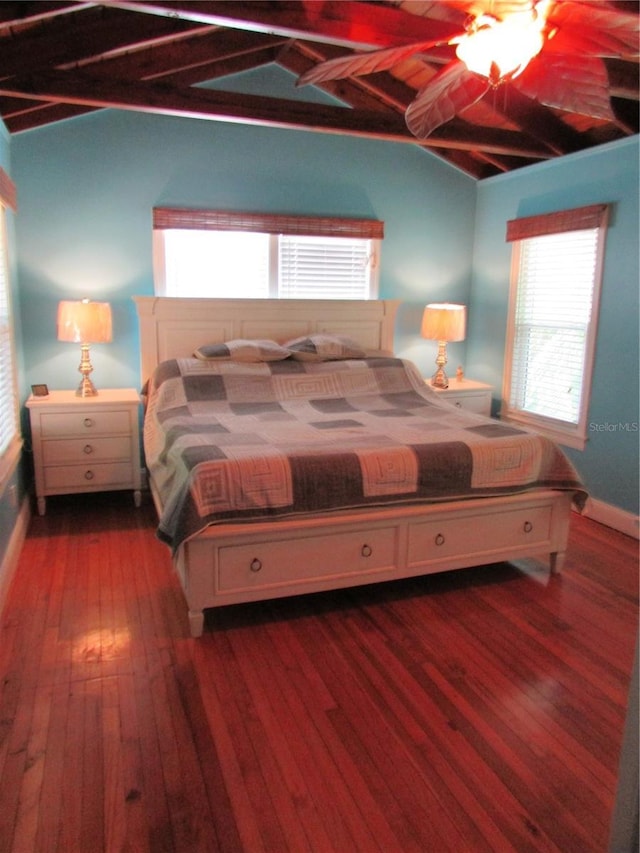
<box><xmin>501</xmin><ymin>411</ymin><xmax>586</xmax><ymax>451</ymax></box>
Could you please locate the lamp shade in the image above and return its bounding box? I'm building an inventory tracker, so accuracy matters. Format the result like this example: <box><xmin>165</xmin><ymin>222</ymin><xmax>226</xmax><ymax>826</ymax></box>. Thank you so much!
<box><xmin>421</xmin><ymin>303</ymin><xmax>466</xmax><ymax>342</ymax></box>
<box><xmin>57</xmin><ymin>299</ymin><xmax>112</xmax><ymax>344</ymax></box>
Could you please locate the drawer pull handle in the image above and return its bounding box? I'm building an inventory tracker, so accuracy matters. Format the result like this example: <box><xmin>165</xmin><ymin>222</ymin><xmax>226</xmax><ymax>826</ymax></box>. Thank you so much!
<box><xmin>83</xmin><ymin>417</ymin><xmax>94</xmax><ymax>428</ymax></box>
<box><xmin>361</xmin><ymin>544</ymin><xmax>372</xmax><ymax>558</ymax></box>
<box><xmin>523</xmin><ymin>520</ymin><xmax>533</xmax><ymax>533</ymax></box>
<box><xmin>455</xmin><ymin>401</ymin><xmax>462</xmax><ymax>408</ymax></box>
<box><xmin>83</xmin><ymin>444</ymin><xmax>93</xmax><ymax>455</ymax></box>
<box><xmin>84</xmin><ymin>470</ymin><xmax>94</xmax><ymax>481</ymax></box>
<box><xmin>250</xmin><ymin>558</ymin><xmax>262</xmax><ymax>573</ymax></box>
<box><xmin>435</xmin><ymin>533</ymin><xmax>445</xmax><ymax>546</ymax></box>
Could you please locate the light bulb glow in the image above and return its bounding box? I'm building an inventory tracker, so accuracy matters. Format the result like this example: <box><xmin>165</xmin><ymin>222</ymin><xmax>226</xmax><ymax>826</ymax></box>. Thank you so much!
<box><xmin>454</xmin><ymin>11</ymin><xmax>545</xmax><ymax>84</ymax></box>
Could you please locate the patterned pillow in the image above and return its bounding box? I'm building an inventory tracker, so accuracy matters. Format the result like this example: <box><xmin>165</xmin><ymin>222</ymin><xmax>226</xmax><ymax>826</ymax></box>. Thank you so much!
<box><xmin>284</xmin><ymin>334</ymin><xmax>367</xmax><ymax>361</ymax></box>
<box><xmin>194</xmin><ymin>339</ymin><xmax>290</xmax><ymax>362</ymax></box>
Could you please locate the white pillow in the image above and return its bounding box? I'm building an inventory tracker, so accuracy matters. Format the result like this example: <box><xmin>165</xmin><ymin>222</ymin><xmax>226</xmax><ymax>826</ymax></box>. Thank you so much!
<box><xmin>194</xmin><ymin>339</ymin><xmax>290</xmax><ymax>362</ymax></box>
<box><xmin>284</xmin><ymin>334</ymin><xmax>366</xmax><ymax>362</ymax></box>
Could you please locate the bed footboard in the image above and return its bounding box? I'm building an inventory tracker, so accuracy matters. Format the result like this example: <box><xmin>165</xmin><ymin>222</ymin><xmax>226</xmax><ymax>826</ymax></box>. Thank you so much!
<box><xmin>171</xmin><ymin>490</ymin><xmax>574</xmax><ymax>637</ymax></box>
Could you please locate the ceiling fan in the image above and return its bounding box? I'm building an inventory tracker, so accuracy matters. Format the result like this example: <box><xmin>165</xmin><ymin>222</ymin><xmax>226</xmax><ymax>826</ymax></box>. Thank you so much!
<box><xmin>297</xmin><ymin>0</ymin><xmax>639</xmax><ymax>139</ymax></box>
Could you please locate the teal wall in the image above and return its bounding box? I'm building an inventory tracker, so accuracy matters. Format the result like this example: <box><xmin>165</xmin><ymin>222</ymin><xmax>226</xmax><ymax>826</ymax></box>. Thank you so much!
<box><xmin>12</xmin><ymin>107</ymin><xmax>476</xmax><ymax>399</ymax></box>
<box><xmin>468</xmin><ymin>137</ymin><xmax>639</xmax><ymax>514</ymax></box>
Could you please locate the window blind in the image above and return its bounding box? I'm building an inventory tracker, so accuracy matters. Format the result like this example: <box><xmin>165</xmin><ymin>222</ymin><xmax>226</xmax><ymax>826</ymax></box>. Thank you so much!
<box><xmin>279</xmin><ymin>235</ymin><xmax>372</xmax><ymax>299</ymax></box>
<box><xmin>510</xmin><ymin>231</ymin><xmax>598</xmax><ymax>422</ymax></box>
<box><xmin>0</xmin><ymin>202</ymin><xmax>18</xmax><ymax>459</ymax></box>
<box><xmin>504</xmin><ymin>204</ymin><xmax>608</xmax><ymax>447</ymax></box>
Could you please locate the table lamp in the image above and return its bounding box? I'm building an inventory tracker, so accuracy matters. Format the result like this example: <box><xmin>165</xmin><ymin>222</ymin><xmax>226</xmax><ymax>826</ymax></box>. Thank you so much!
<box><xmin>421</xmin><ymin>302</ymin><xmax>466</xmax><ymax>389</ymax></box>
<box><xmin>57</xmin><ymin>298</ymin><xmax>112</xmax><ymax>396</ymax></box>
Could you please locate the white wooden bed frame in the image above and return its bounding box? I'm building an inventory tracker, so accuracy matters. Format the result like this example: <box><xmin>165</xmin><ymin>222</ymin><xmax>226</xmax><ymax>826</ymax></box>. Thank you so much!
<box><xmin>135</xmin><ymin>296</ymin><xmax>573</xmax><ymax>637</ymax></box>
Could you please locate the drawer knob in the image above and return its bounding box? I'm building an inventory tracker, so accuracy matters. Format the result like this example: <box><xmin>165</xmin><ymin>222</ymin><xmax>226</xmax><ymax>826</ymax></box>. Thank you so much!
<box><xmin>435</xmin><ymin>533</ymin><xmax>445</xmax><ymax>546</ymax></box>
<box><xmin>455</xmin><ymin>401</ymin><xmax>462</xmax><ymax>408</ymax></box>
<box><xmin>250</xmin><ymin>558</ymin><xmax>262</xmax><ymax>573</ymax></box>
<box><xmin>83</xmin><ymin>444</ymin><xmax>93</xmax><ymax>455</ymax></box>
<box><xmin>523</xmin><ymin>520</ymin><xmax>533</xmax><ymax>533</ymax></box>
<box><xmin>83</xmin><ymin>417</ymin><xmax>94</xmax><ymax>428</ymax></box>
<box><xmin>84</xmin><ymin>470</ymin><xmax>95</xmax><ymax>481</ymax></box>
<box><xmin>361</xmin><ymin>544</ymin><xmax>372</xmax><ymax>558</ymax></box>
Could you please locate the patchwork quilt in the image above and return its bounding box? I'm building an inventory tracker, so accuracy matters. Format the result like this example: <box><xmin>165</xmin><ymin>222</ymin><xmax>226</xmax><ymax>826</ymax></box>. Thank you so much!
<box><xmin>143</xmin><ymin>357</ymin><xmax>587</xmax><ymax>551</ymax></box>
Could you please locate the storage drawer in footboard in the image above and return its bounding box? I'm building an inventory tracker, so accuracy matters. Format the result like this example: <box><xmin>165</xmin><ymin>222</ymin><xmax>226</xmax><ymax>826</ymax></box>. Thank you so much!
<box><xmin>217</xmin><ymin>525</ymin><xmax>400</xmax><ymax>596</ymax></box>
<box><xmin>407</xmin><ymin>504</ymin><xmax>552</xmax><ymax>571</ymax></box>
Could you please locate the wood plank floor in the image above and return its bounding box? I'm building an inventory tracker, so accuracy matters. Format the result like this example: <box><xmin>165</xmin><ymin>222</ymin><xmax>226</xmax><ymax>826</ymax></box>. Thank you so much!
<box><xmin>0</xmin><ymin>492</ymin><xmax>637</xmax><ymax>852</ymax></box>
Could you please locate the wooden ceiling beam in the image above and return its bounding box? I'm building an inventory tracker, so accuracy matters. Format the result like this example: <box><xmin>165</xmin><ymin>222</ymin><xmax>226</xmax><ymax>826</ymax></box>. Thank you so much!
<box><xmin>0</xmin><ymin>69</ymin><xmax>553</xmax><ymax>158</ymax></box>
<box><xmin>102</xmin><ymin>1</ymin><xmax>464</xmax><ymax>50</ymax></box>
<box><xmin>0</xmin><ymin>5</ymin><xmax>208</xmax><ymax>79</ymax></box>
<box><xmin>482</xmin><ymin>84</ymin><xmax>587</xmax><ymax>156</ymax></box>
<box><xmin>154</xmin><ymin>46</ymin><xmax>282</xmax><ymax>87</ymax></box>
<box><xmin>611</xmin><ymin>96</ymin><xmax>639</xmax><ymax>133</ymax></box>
<box><xmin>0</xmin><ymin>29</ymin><xmax>287</xmax><ymax>126</ymax></box>
<box><xmin>0</xmin><ymin>2</ymin><xmax>92</xmax><ymax>30</ymax></box>
<box><xmin>78</xmin><ymin>28</ymin><xmax>288</xmax><ymax>82</ymax></box>
<box><xmin>605</xmin><ymin>59</ymin><xmax>640</xmax><ymax>100</ymax></box>
<box><xmin>3</xmin><ymin>102</ymin><xmax>99</xmax><ymax>133</ymax></box>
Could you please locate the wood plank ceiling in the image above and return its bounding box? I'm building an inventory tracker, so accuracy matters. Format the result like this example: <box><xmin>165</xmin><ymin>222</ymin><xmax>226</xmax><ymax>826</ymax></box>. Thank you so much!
<box><xmin>0</xmin><ymin>1</ymin><xmax>637</xmax><ymax>179</ymax></box>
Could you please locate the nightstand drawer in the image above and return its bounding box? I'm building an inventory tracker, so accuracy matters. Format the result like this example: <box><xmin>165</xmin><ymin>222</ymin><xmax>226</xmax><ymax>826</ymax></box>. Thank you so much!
<box><xmin>40</xmin><ymin>409</ymin><xmax>131</xmax><ymax>437</ymax></box>
<box><xmin>444</xmin><ymin>393</ymin><xmax>490</xmax><ymax>415</ymax></box>
<box><xmin>428</xmin><ymin>378</ymin><xmax>493</xmax><ymax>417</ymax></box>
<box><xmin>41</xmin><ymin>436</ymin><xmax>132</xmax><ymax>465</ymax></box>
<box><xmin>43</xmin><ymin>462</ymin><xmax>134</xmax><ymax>491</ymax></box>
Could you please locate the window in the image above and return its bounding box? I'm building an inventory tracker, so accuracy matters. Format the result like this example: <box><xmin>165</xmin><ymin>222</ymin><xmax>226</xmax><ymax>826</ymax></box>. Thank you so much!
<box><xmin>0</xmin><ymin>166</ymin><xmax>19</xmax><ymax>489</ymax></box>
<box><xmin>502</xmin><ymin>204</ymin><xmax>609</xmax><ymax>450</ymax></box>
<box><xmin>153</xmin><ymin>208</ymin><xmax>382</xmax><ymax>299</ymax></box>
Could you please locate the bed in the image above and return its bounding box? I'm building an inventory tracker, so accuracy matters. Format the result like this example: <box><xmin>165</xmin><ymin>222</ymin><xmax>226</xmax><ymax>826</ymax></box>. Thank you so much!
<box><xmin>135</xmin><ymin>296</ymin><xmax>587</xmax><ymax>637</ymax></box>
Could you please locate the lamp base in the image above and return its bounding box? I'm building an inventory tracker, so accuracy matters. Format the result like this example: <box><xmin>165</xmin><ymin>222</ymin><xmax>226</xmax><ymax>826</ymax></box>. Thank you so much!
<box><xmin>430</xmin><ymin>368</ymin><xmax>449</xmax><ymax>389</ymax></box>
<box><xmin>430</xmin><ymin>340</ymin><xmax>449</xmax><ymax>388</ymax></box>
<box><xmin>76</xmin><ymin>343</ymin><xmax>99</xmax><ymax>396</ymax></box>
<box><xmin>76</xmin><ymin>376</ymin><xmax>99</xmax><ymax>397</ymax></box>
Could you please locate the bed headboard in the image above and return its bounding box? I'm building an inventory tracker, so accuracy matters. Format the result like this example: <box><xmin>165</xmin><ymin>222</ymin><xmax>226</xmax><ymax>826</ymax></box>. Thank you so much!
<box><xmin>134</xmin><ymin>296</ymin><xmax>400</xmax><ymax>383</ymax></box>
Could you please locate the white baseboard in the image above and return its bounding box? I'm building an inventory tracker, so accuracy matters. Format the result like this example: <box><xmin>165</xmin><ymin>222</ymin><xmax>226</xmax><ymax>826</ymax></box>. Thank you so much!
<box><xmin>581</xmin><ymin>497</ymin><xmax>640</xmax><ymax>540</ymax></box>
<box><xmin>0</xmin><ymin>495</ymin><xmax>31</xmax><ymax>620</ymax></box>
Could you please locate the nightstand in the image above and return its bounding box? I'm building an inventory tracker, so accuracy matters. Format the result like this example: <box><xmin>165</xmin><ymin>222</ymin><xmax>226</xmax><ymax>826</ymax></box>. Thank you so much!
<box><xmin>427</xmin><ymin>378</ymin><xmax>493</xmax><ymax>416</ymax></box>
<box><xmin>26</xmin><ymin>388</ymin><xmax>142</xmax><ymax>516</ymax></box>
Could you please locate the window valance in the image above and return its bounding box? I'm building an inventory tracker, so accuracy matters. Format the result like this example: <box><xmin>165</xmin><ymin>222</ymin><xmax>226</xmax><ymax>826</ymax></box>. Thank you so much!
<box><xmin>153</xmin><ymin>207</ymin><xmax>384</xmax><ymax>239</ymax></box>
<box><xmin>506</xmin><ymin>203</ymin><xmax>608</xmax><ymax>242</ymax></box>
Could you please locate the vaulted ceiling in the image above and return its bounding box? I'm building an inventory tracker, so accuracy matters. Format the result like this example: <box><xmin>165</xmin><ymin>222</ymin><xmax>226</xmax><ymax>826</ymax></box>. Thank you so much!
<box><xmin>0</xmin><ymin>1</ymin><xmax>637</xmax><ymax>179</ymax></box>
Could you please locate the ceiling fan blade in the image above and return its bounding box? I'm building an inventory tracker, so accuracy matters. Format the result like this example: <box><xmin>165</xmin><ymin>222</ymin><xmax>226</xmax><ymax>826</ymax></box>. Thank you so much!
<box><xmin>514</xmin><ymin>53</ymin><xmax>615</xmax><ymax>120</ymax></box>
<box><xmin>405</xmin><ymin>61</ymin><xmax>490</xmax><ymax>138</ymax></box>
<box><xmin>545</xmin><ymin>1</ymin><xmax>639</xmax><ymax>58</ymax></box>
<box><xmin>297</xmin><ymin>39</ymin><xmax>455</xmax><ymax>87</ymax></box>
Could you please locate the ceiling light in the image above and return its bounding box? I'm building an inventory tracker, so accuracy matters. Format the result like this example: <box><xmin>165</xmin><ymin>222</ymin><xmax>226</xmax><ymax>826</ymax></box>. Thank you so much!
<box><xmin>454</xmin><ymin>11</ymin><xmax>545</xmax><ymax>85</ymax></box>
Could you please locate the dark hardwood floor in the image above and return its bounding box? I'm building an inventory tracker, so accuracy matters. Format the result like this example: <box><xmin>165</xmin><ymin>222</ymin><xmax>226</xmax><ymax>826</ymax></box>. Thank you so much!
<box><xmin>0</xmin><ymin>491</ymin><xmax>637</xmax><ymax>852</ymax></box>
